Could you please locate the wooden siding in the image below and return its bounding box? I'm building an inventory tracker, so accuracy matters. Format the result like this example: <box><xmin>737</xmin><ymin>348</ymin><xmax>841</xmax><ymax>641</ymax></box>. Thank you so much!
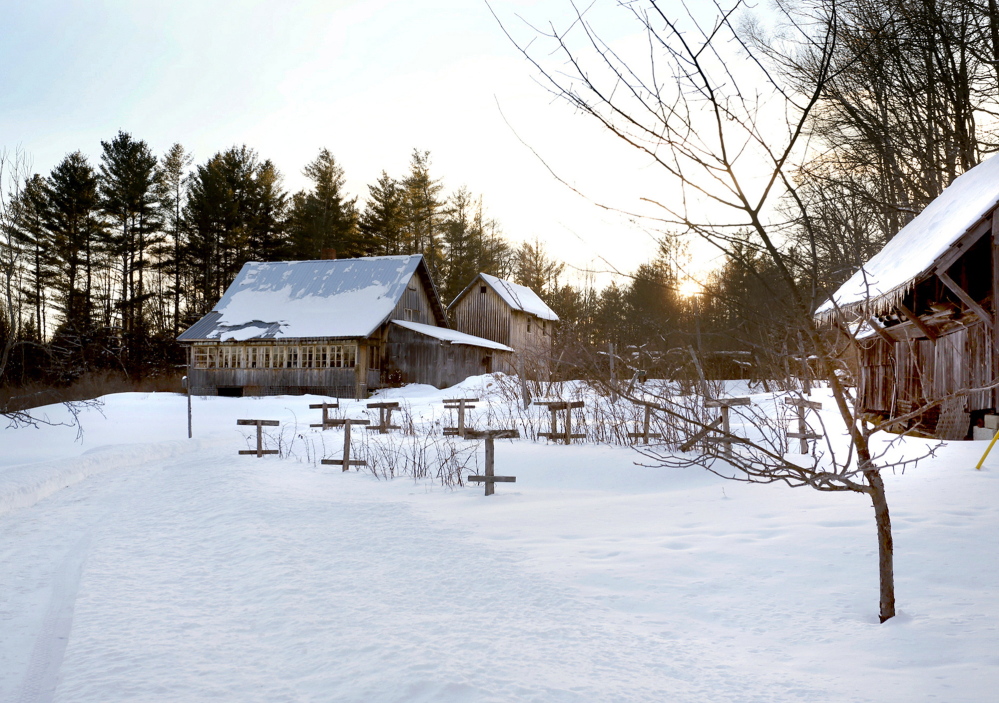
<box><xmin>450</xmin><ymin>281</ymin><xmax>511</xmax><ymax>345</ymax></box>
<box><xmin>390</xmin><ymin>273</ymin><xmax>441</xmax><ymax>326</ymax></box>
<box><xmin>383</xmin><ymin>324</ymin><xmax>512</xmax><ymax>388</ymax></box>
<box><xmin>508</xmin><ymin>309</ymin><xmax>553</xmax><ymax>361</ymax></box>
<box><xmin>861</xmin><ymin>321</ymin><xmax>994</xmax><ymax>417</ymax></box>
<box><xmin>189</xmin><ymin>366</ymin><xmax>359</xmax><ymax>397</ymax></box>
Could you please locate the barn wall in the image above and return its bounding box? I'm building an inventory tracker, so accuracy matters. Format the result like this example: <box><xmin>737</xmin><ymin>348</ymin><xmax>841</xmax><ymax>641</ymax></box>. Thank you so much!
<box><xmin>383</xmin><ymin>324</ymin><xmax>510</xmax><ymax>388</ymax></box>
<box><xmin>450</xmin><ymin>280</ymin><xmax>511</xmax><ymax>345</ymax></box>
<box><xmin>188</xmin><ymin>367</ymin><xmax>359</xmax><ymax>397</ymax></box>
<box><xmin>390</xmin><ymin>273</ymin><xmax>440</xmax><ymax>326</ymax></box>
<box><xmin>859</xmin><ymin>337</ymin><xmax>894</xmax><ymax>413</ymax></box>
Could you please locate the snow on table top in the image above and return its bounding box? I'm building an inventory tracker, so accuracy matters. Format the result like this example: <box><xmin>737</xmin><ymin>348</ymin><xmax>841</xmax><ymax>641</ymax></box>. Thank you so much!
<box><xmin>478</xmin><ymin>273</ymin><xmax>559</xmax><ymax>321</ymax></box>
<box><xmin>391</xmin><ymin>319</ymin><xmax>515</xmax><ymax>351</ymax></box>
<box><xmin>817</xmin><ymin>154</ymin><xmax>999</xmax><ymax>315</ymax></box>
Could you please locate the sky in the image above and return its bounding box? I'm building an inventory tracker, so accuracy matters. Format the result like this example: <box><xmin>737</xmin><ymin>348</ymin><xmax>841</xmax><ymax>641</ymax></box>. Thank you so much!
<box><xmin>0</xmin><ymin>0</ymin><xmax>685</xmax><ymax>288</ymax></box>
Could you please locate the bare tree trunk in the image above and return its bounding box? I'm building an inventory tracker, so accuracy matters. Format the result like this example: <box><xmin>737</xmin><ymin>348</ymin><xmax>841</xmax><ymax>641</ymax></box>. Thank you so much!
<box><xmin>865</xmin><ymin>469</ymin><xmax>895</xmax><ymax>622</ymax></box>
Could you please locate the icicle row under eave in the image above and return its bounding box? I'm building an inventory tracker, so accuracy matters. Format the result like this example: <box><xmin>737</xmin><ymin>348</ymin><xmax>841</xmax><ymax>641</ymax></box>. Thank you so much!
<box><xmin>814</xmin><ymin>278</ymin><xmax>918</xmax><ymax>327</ymax></box>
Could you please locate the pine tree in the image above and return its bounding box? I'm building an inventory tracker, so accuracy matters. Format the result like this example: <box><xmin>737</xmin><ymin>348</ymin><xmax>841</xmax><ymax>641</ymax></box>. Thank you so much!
<box><xmin>513</xmin><ymin>237</ymin><xmax>563</xmax><ymax>301</ymax></box>
<box><xmin>9</xmin><ymin>174</ymin><xmax>52</xmax><ymax>340</ymax></box>
<box><xmin>45</xmin><ymin>152</ymin><xmax>103</xmax><ymax>335</ymax></box>
<box><xmin>184</xmin><ymin>146</ymin><xmax>288</xmax><ymax>313</ymax></box>
<box><xmin>286</xmin><ymin>149</ymin><xmax>360</xmax><ymax>259</ymax></box>
<box><xmin>360</xmin><ymin>171</ymin><xmax>406</xmax><ymax>255</ymax></box>
<box><xmin>402</xmin><ymin>150</ymin><xmax>444</xmax><ymax>275</ymax></box>
<box><xmin>99</xmin><ymin>131</ymin><xmax>162</xmax><ymax>366</ymax></box>
<box><xmin>155</xmin><ymin>143</ymin><xmax>193</xmax><ymax>335</ymax></box>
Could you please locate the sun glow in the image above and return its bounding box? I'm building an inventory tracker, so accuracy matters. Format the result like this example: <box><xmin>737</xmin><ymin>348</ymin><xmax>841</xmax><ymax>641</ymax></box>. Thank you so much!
<box><xmin>677</xmin><ymin>278</ymin><xmax>703</xmax><ymax>298</ymax></box>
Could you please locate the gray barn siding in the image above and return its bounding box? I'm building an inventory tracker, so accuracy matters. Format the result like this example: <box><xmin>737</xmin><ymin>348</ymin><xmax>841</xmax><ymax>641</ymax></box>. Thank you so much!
<box><xmin>390</xmin><ymin>273</ymin><xmax>442</xmax><ymax>326</ymax></box>
<box><xmin>450</xmin><ymin>284</ymin><xmax>511</xmax><ymax>345</ymax></box>
<box><xmin>189</xmin><ymin>367</ymin><xmax>358</xmax><ymax>397</ymax></box>
<box><xmin>383</xmin><ymin>325</ymin><xmax>509</xmax><ymax>388</ymax></box>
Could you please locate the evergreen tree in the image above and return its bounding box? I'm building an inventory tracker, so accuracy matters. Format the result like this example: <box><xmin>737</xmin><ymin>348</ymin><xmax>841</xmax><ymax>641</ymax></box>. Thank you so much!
<box><xmin>401</xmin><ymin>150</ymin><xmax>444</xmax><ymax>275</ymax></box>
<box><xmin>360</xmin><ymin>171</ymin><xmax>406</xmax><ymax>254</ymax></box>
<box><xmin>155</xmin><ymin>143</ymin><xmax>193</xmax><ymax>335</ymax></box>
<box><xmin>184</xmin><ymin>146</ymin><xmax>287</xmax><ymax>313</ymax></box>
<box><xmin>9</xmin><ymin>174</ymin><xmax>52</xmax><ymax>340</ymax></box>
<box><xmin>99</xmin><ymin>131</ymin><xmax>161</xmax><ymax>366</ymax></box>
<box><xmin>45</xmin><ymin>152</ymin><xmax>103</xmax><ymax>334</ymax></box>
<box><xmin>513</xmin><ymin>237</ymin><xmax>563</xmax><ymax>301</ymax></box>
<box><xmin>287</xmin><ymin>149</ymin><xmax>361</xmax><ymax>259</ymax></box>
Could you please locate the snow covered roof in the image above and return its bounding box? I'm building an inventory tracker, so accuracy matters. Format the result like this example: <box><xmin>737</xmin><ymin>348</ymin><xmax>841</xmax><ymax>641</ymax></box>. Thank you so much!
<box><xmin>817</xmin><ymin>155</ymin><xmax>999</xmax><ymax>318</ymax></box>
<box><xmin>178</xmin><ymin>255</ymin><xmax>445</xmax><ymax>342</ymax></box>
<box><xmin>391</xmin><ymin>320</ymin><xmax>515</xmax><ymax>352</ymax></box>
<box><xmin>451</xmin><ymin>273</ymin><xmax>559</xmax><ymax>321</ymax></box>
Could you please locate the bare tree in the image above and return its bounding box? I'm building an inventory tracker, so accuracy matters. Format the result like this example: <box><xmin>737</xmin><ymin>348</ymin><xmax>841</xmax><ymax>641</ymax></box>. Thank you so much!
<box><xmin>496</xmin><ymin>0</ymin><xmax>920</xmax><ymax>621</ymax></box>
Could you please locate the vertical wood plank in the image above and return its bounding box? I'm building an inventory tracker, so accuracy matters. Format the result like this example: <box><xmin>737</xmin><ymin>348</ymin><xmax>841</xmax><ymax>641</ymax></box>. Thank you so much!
<box><xmin>484</xmin><ymin>436</ymin><xmax>495</xmax><ymax>497</ymax></box>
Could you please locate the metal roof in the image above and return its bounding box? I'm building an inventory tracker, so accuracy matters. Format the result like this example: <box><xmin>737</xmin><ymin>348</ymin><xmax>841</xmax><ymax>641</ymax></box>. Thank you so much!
<box><xmin>391</xmin><ymin>320</ymin><xmax>515</xmax><ymax>352</ymax></box>
<box><xmin>178</xmin><ymin>255</ymin><xmax>446</xmax><ymax>342</ymax></box>
<box><xmin>449</xmin><ymin>273</ymin><xmax>559</xmax><ymax>321</ymax></box>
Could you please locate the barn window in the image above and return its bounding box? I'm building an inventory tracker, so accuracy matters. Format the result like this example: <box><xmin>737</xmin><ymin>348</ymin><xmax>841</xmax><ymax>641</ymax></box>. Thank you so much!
<box><xmin>527</xmin><ymin>317</ymin><xmax>532</xmax><ymax>333</ymax></box>
<box><xmin>479</xmin><ymin>285</ymin><xmax>486</xmax><ymax>294</ymax></box>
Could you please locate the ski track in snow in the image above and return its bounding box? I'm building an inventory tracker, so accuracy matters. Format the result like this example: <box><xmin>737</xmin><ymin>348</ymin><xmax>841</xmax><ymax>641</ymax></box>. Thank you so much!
<box><xmin>3</xmin><ymin>445</ymin><xmax>824</xmax><ymax>703</ymax></box>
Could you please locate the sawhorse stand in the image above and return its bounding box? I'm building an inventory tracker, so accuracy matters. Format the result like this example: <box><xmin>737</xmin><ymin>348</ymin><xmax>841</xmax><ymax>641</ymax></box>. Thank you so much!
<box><xmin>321</xmin><ymin>418</ymin><xmax>370</xmax><ymax>471</ymax></box>
<box><xmin>366</xmin><ymin>401</ymin><xmax>401</xmax><ymax>434</ymax></box>
<box><xmin>704</xmin><ymin>397</ymin><xmax>751</xmax><ymax>458</ymax></box>
<box><xmin>535</xmin><ymin>400</ymin><xmax>585</xmax><ymax>444</ymax></box>
<box><xmin>627</xmin><ymin>401</ymin><xmax>663</xmax><ymax>444</ymax></box>
<box><xmin>237</xmin><ymin>419</ymin><xmax>280</xmax><ymax>457</ymax></box>
<box><xmin>785</xmin><ymin>397</ymin><xmax>822</xmax><ymax>453</ymax></box>
<box><xmin>309</xmin><ymin>401</ymin><xmax>340</xmax><ymax>429</ymax></box>
<box><xmin>443</xmin><ymin>397</ymin><xmax>479</xmax><ymax>438</ymax></box>
<box><xmin>466</xmin><ymin>429</ymin><xmax>519</xmax><ymax>496</ymax></box>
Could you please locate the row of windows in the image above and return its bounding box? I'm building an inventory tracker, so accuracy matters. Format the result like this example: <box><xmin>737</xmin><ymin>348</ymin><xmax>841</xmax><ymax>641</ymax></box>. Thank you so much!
<box><xmin>193</xmin><ymin>344</ymin><xmax>358</xmax><ymax>370</ymax></box>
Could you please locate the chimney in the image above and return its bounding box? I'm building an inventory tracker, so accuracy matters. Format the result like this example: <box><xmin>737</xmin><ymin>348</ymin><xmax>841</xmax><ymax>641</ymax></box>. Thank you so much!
<box><xmin>321</xmin><ymin>248</ymin><xmax>337</xmax><ymax>260</ymax></box>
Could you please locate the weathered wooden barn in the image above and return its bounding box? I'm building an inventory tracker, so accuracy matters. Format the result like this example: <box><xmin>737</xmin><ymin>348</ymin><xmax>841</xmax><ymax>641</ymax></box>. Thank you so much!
<box><xmin>817</xmin><ymin>155</ymin><xmax>999</xmax><ymax>438</ymax></box>
<box><xmin>178</xmin><ymin>255</ymin><xmax>513</xmax><ymax>398</ymax></box>
<box><xmin>449</xmin><ymin>273</ymin><xmax>558</xmax><ymax>374</ymax></box>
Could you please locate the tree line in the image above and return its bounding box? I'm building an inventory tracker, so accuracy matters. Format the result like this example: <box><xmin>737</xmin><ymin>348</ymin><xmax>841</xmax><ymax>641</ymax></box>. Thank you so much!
<box><xmin>0</xmin><ymin>138</ymin><xmax>589</xmax><ymax>394</ymax></box>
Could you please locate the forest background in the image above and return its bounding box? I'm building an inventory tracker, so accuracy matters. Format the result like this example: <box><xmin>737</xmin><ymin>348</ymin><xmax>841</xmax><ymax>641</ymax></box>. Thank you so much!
<box><xmin>2</xmin><ymin>0</ymin><xmax>999</xmax><ymax>409</ymax></box>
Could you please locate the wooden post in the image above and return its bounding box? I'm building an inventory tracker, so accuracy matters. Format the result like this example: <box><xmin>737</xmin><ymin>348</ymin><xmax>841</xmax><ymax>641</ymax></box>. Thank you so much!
<box><xmin>785</xmin><ymin>397</ymin><xmax>822</xmax><ymax>454</ymax></box>
<box><xmin>608</xmin><ymin>342</ymin><xmax>617</xmax><ymax>402</ymax></box>
<box><xmin>443</xmin><ymin>398</ymin><xmax>479</xmax><ymax>438</ymax></box>
<box><xmin>309</xmin><ymin>401</ymin><xmax>341</xmax><ymax>429</ymax></box>
<box><xmin>321</xmin><ymin>419</ymin><xmax>371</xmax><ymax>470</ymax></box>
<box><xmin>687</xmin><ymin>345</ymin><xmax>710</xmax><ymax>397</ymax></box>
<box><xmin>184</xmin><ymin>370</ymin><xmax>192</xmax><ymax>439</ymax></box>
<box><xmin>236</xmin><ymin>419</ymin><xmax>280</xmax><ymax>457</ymax></box>
<box><xmin>517</xmin><ymin>355</ymin><xmax>531</xmax><ymax>409</ymax></box>
<box><xmin>466</xmin><ymin>429</ymin><xmax>519</xmax><ymax>496</ymax></box>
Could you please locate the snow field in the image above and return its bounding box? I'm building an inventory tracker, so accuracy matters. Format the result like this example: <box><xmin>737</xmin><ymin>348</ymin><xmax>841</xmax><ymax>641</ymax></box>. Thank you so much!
<box><xmin>1</xmin><ymin>382</ymin><xmax>997</xmax><ymax>701</ymax></box>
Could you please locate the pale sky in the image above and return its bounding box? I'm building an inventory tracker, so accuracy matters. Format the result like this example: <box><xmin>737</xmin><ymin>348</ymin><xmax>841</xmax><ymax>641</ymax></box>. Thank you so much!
<box><xmin>1</xmin><ymin>0</ymin><xmax>681</xmax><ymax>288</ymax></box>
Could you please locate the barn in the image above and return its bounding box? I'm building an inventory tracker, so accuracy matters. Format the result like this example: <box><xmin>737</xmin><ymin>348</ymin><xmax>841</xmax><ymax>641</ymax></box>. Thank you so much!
<box><xmin>449</xmin><ymin>273</ymin><xmax>558</xmax><ymax>375</ymax></box>
<box><xmin>817</xmin><ymin>155</ymin><xmax>999</xmax><ymax>438</ymax></box>
<box><xmin>178</xmin><ymin>255</ymin><xmax>513</xmax><ymax>398</ymax></box>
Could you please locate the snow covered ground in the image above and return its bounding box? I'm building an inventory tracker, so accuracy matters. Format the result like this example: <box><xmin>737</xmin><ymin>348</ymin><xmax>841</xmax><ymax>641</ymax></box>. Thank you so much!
<box><xmin>1</xmin><ymin>378</ymin><xmax>997</xmax><ymax>702</ymax></box>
